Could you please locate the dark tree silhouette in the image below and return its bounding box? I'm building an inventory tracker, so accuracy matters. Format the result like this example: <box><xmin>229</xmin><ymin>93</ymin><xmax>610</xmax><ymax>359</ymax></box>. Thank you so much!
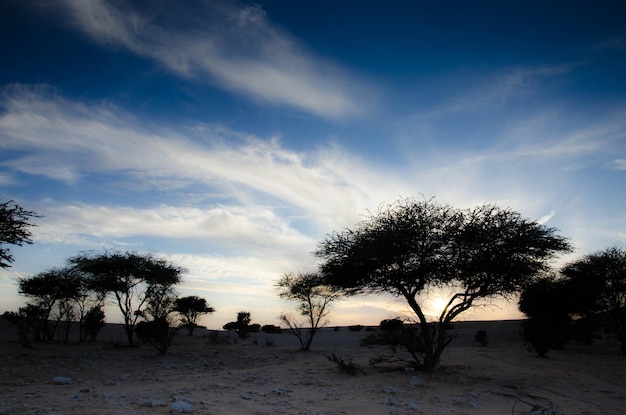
<box><xmin>223</xmin><ymin>311</ymin><xmax>255</xmax><ymax>339</ymax></box>
<box><xmin>17</xmin><ymin>266</ymin><xmax>86</xmax><ymax>342</ymax></box>
<box><xmin>82</xmin><ymin>305</ymin><xmax>106</xmax><ymax>341</ymax></box>
<box><xmin>519</xmin><ymin>276</ymin><xmax>572</xmax><ymax>356</ymax></box>
<box><xmin>561</xmin><ymin>247</ymin><xmax>626</xmax><ymax>353</ymax></box>
<box><xmin>69</xmin><ymin>251</ymin><xmax>184</xmax><ymax>346</ymax></box>
<box><xmin>317</xmin><ymin>198</ymin><xmax>571</xmax><ymax>372</ymax></box>
<box><xmin>276</xmin><ymin>272</ymin><xmax>341</xmax><ymax>350</ymax></box>
<box><xmin>0</xmin><ymin>200</ymin><xmax>40</xmax><ymax>268</ymax></box>
<box><xmin>173</xmin><ymin>296</ymin><xmax>215</xmax><ymax>336</ymax></box>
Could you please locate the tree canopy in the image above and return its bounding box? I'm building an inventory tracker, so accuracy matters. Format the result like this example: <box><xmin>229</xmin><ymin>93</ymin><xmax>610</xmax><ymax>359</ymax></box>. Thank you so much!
<box><xmin>0</xmin><ymin>200</ymin><xmax>40</xmax><ymax>268</ymax></box>
<box><xmin>316</xmin><ymin>198</ymin><xmax>571</xmax><ymax>371</ymax></box>
<box><xmin>561</xmin><ymin>246</ymin><xmax>626</xmax><ymax>353</ymax></box>
<box><xmin>69</xmin><ymin>251</ymin><xmax>185</xmax><ymax>346</ymax></box>
<box><xmin>276</xmin><ymin>272</ymin><xmax>341</xmax><ymax>350</ymax></box>
<box><xmin>173</xmin><ymin>296</ymin><xmax>215</xmax><ymax>336</ymax></box>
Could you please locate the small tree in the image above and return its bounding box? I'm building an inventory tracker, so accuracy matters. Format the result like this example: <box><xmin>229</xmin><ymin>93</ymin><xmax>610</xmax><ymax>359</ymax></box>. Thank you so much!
<box><xmin>0</xmin><ymin>200</ymin><xmax>40</xmax><ymax>269</ymax></box>
<box><xmin>519</xmin><ymin>277</ymin><xmax>572</xmax><ymax>356</ymax></box>
<box><xmin>561</xmin><ymin>247</ymin><xmax>626</xmax><ymax>353</ymax></box>
<box><xmin>317</xmin><ymin>198</ymin><xmax>571</xmax><ymax>372</ymax></box>
<box><xmin>173</xmin><ymin>296</ymin><xmax>215</xmax><ymax>336</ymax></box>
<box><xmin>276</xmin><ymin>272</ymin><xmax>341</xmax><ymax>351</ymax></box>
<box><xmin>69</xmin><ymin>251</ymin><xmax>184</xmax><ymax>346</ymax></box>
<box><xmin>223</xmin><ymin>311</ymin><xmax>254</xmax><ymax>339</ymax></box>
<box><xmin>82</xmin><ymin>305</ymin><xmax>106</xmax><ymax>341</ymax></box>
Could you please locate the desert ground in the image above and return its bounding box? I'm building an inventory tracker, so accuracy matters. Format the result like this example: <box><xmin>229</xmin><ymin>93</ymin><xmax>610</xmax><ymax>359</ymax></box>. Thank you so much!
<box><xmin>0</xmin><ymin>318</ymin><xmax>625</xmax><ymax>415</ymax></box>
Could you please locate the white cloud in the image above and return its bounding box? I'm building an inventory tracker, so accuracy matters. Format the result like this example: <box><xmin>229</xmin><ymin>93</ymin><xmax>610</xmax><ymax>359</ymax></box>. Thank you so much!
<box><xmin>58</xmin><ymin>0</ymin><xmax>372</xmax><ymax>120</ymax></box>
<box><xmin>610</xmin><ymin>158</ymin><xmax>626</xmax><ymax>170</ymax></box>
<box><xmin>0</xmin><ymin>85</ymin><xmax>404</xmax><ymax>233</ymax></box>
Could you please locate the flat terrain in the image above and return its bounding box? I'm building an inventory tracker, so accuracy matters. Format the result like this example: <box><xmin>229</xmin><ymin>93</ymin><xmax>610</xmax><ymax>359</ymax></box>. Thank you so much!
<box><xmin>0</xmin><ymin>319</ymin><xmax>625</xmax><ymax>414</ymax></box>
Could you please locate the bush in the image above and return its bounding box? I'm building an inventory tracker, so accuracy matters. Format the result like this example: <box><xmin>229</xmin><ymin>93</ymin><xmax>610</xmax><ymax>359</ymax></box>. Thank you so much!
<box><xmin>82</xmin><ymin>306</ymin><xmax>105</xmax><ymax>342</ymax></box>
<box><xmin>135</xmin><ymin>317</ymin><xmax>178</xmax><ymax>354</ymax></box>
<box><xmin>2</xmin><ymin>310</ymin><xmax>32</xmax><ymax>347</ymax></box>
<box><xmin>361</xmin><ymin>319</ymin><xmax>442</xmax><ymax>370</ymax></box>
<box><xmin>223</xmin><ymin>312</ymin><xmax>256</xmax><ymax>339</ymax></box>
<box><xmin>261</xmin><ymin>324</ymin><xmax>282</xmax><ymax>334</ymax></box>
<box><xmin>348</xmin><ymin>325</ymin><xmax>364</xmax><ymax>332</ymax></box>
<box><xmin>474</xmin><ymin>330</ymin><xmax>488</xmax><ymax>346</ymax></box>
<box><xmin>327</xmin><ymin>353</ymin><xmax>364</xmax><ymax>375</ymax></box>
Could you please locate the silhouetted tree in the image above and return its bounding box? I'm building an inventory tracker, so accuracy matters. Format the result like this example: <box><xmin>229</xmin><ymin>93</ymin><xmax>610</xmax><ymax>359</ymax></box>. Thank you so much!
<box><xmin>0</xmin><ymin>200</ymin><xmax>40</xmax><ymax>269</ymax></box>
<box><xmin>276</xmin><ymin>272</ymin><xmax>341</xmax><ymax>350</ymax></box>
<box><xmin>317</xmin><ymin>198</ymin><xmax>571</xmax><ymax>372</ymax></box>
<box><xmin>561</xmin><ymin>247</ymin><xmax>626</xmax><ymax>353</ymax></box>
<box><xmin>69</xmin><ymin>251</ymin><xmax>184</xmax><ymax>346</ymax></box>
<box><xmin>519</xmin><ymin>277</ymin><xmax>572</xmax><ymax>356</ymax></box>
<box><xmin>223</xmin><ymin>311</ymin><xmax>254</xmax><ymax>339</ymax></box>
<box><xmin>173</xmin><ymin>296</ymin><xmax>215</xmax><ymax>336</ymax></box>
<box><xmin>17</xmin><ymin>266</ymin><xmax>87</xmax><ymax>342</ymax></box>
<box><xmin>135</xmin><ymin>315</ymin><xmax>178</xmax><ymax>354</ymax></box>
<box><xmin>82</xmin><ymin>305</ymin><xmax>106</xmax><ymax>341</ymax></box>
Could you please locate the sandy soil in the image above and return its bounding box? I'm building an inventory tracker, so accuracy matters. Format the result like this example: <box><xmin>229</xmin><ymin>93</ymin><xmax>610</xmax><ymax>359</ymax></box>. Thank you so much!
<box><xmin>0</xmin><ymin>319</ymin><xmax>625</xmax><ymax>415</ymax></box>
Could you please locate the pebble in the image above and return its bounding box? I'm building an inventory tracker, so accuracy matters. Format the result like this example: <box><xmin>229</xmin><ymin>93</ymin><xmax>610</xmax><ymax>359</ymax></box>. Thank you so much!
<box><xmin>51</xmin><ymin>376</ymin><xmax>71</xmax><ymax>385</ymax></box>
<box><xmin>171</xmin><ymin>400</ymin><xmax>195</xmax><ymax>413</ymax></box>
<box><xmin>410</xmin><ymin>376</ymin><xmax>424</xmax><ymax>386</ymax></box>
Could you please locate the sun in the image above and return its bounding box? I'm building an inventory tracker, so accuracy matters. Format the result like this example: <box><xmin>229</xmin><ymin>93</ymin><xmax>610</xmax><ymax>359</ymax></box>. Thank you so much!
<box><xmin>431</xmin><ymin>297</ymin><xmax>448</xmax><ymax>315</ymax></box>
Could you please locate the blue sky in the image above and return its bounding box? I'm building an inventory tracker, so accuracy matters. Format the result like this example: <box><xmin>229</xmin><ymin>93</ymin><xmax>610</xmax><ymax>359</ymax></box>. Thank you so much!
<box><xmin>1</xmin><ymin>1</ymin><xmax>625</xmax><ymax>328</ymax></box>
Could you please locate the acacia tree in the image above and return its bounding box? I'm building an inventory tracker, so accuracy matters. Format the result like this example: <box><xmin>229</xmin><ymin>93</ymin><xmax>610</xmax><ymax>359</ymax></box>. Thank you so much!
<box><xmin>276</xmin><ymin>272</ymin><xmax>341</xmax><ymax>351</ymax></box>
<box><xmin>223</xmin><ymin>311</ymin><xmax>258</xmax><ymax>339</ymax></box>
<box><xmin>17</xmin><ymin>266</ymin><xmax>87</xmax><ymax>342</ymax></box>
<box><xmin>518</xmin><ymin>276</ymin><xmax>572</xmax><ymax>356</ymax></box>
<box><xmin>173</xmin><ymin>296</ymin><xmax>215</xmax><ymax>336</ymax></box>
<box><xmin>0</xmin><ymin>200</ymin><xmax>40</xmax><ymax>268</ymax></box>
<box><xmin>69</xmin><ymin>251</ymin><xmax>184</xmax><ymax>346</ymax></box>
<box><xmin>317</xmin><ymin>198</ymin><xmax>571</xmax><ymax>372</ymax></box>
<box><xmin>561</xmin><ymin>247</ymin><xmax>626</xmax><ymax>353</ymax></box>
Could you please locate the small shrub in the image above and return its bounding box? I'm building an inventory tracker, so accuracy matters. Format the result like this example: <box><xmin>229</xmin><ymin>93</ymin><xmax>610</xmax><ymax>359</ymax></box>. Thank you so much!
<box><xmin>207</xmin><ymin>330</ymin><xmax>233</xmax><ymax>344</ymax></box>
<box><xmin>348</xmin><ymin>325</ymin><xmax>364</xmax><ymax>332</ymax></box>
<box><xmin>327</xmin><ymin>354</ymin><xmax>364</xmax><ymax>375</ymax></box>
<box><xmin>261</xmin><ymin>324</ymin><xmax>282</xmax><ymax>334</ymax></box>
<box><xmin>474</xmin><ymin>330</ymin><xmax>488</xmax><ymax>346</ymax></box>
<box><xmin>82</xmin><ymin>306</ymin><xmax>105</xmax><ymax>342</ymax></box>
<box><xmin>135</xmin><ymin>317</ymin><xmax>178</xmax><ymax>354</ymax></box>
<box><xmin>333</xmin><ymin>326</ymin><xmax>340</xmax><ymax>332</ymax></box>
<box><xmin>2</xmin><ymin>310</ymin><xmax>32</xmax><ymax>347</ymax></box>
<box><xmin>249</xmin><ymin>323</ymin><xmax>261</xmax><ymax>333</ymax></box>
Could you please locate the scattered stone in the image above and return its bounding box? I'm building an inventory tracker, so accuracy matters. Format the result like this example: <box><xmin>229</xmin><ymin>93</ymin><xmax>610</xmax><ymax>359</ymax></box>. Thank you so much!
<box><xmin>171</xmin><ymin>400</ymin><xmax>195</xmax><ymax>413</ymax></box>
<box><xmin>383</xmin><ymin>386</ymin><xmax>406</xmax><ymax>394</ymax></box>
<box><xmin>51</xmin><ymin>376</ymin><xmax>71</xmax><ymax>385</ymax></box>
<box><xmin>407</xmin><ymin>401</ymin><xmax>421</xmax><ymax>411</ymax></box>
<box><xmin>384</xmin><ymin>397</ymin><xmax>402</xmax><ymax>406</ymax></box>
<box><xmin>410</xmin><ymin>376</ymin><xmax>424</xmax><ymax>386</ymax></box>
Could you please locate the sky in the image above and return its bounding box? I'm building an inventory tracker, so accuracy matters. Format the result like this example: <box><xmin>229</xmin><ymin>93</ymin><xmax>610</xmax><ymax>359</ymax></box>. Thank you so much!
<box><xmin>1</xmin><ymin>0</ymin><xmax>625</xmax><ymax>329</ymax></box>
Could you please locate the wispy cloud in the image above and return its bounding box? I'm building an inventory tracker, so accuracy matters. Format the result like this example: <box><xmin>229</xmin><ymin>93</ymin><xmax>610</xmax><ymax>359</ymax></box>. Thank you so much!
<box><xmin>402</xmin><ymin>63</ymin><xmax>580</xmax><ymax>122</ymax></box>
<box><xmin>57</xmin><ymin>0</ymin><xmax>372</xmax><ymax>120</ymax></box>
<box><xmin>594</xmin><ymin>35</ymin><xmax>626</xmax><ymax>52</ymax></box>
<box><xmin>0</xmin><ymin>84</ymin><xmax>403</xmax><ymax>232</ymax></box>
<box><xmin>610</xmin><ymin>158</ymin><xmax>626</xmax><ymax>170</ymax></box>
